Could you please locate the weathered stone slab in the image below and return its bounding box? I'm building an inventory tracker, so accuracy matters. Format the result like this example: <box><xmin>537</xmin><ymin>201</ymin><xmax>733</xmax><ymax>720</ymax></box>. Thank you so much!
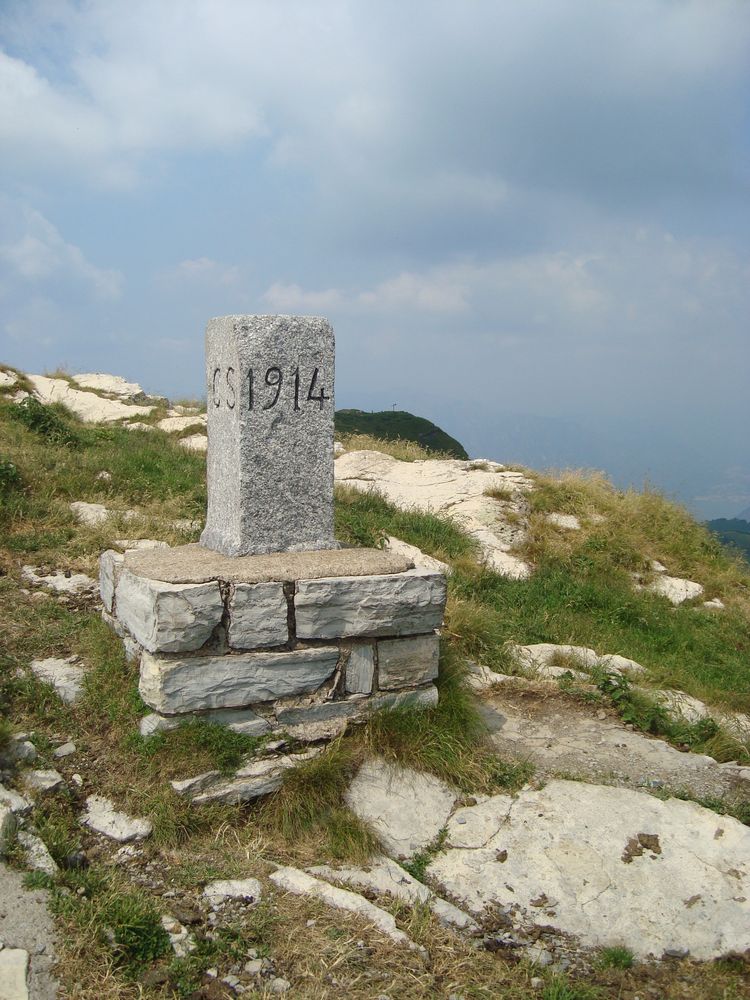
<box><xmin>115</xmin><ymin>569</ymin><xmax>223</xmax><ymax>653</ymax></box>
<box><xmin>140</xmin><ymin>647</ymin><xmax>339</xmax><ymax>714</ymax></box>
<box><xmin>345</xmin><ymin>644</ymin><xmax>375</xmax><ymax>694</ymax></box>
<box><xmin>124</xmin><ymin>542</ymin><xmax>409</xmax><ymax>584</ymax></box>
<box><xmin>372</xmin><ymin>685</ymin><xmax>439</xmax><ymax>713</ymax></box>
<box><xmin>30</xmin><ymin>657</ymin><xmax>84</xmax><ymax>704</ymax></box>
<box><xmin>0</xmin><ymin>949</ymin><xmax>29</xmax><ymax>1000</ymax></box>
<box><xmin>99</xmin><ymin>549</ymin><xmax>124</xmax><ymax>613</ymax></box>
<box><xmin>275</xmin><ymin>699</ymin><xmax>366</xmax><ymax>741</ymax></box>
<box><xmin>203</xmin><ymin>878</ymin><xmax>263</xmax><ymax>908</ymax></box>
<box><xmin>295</xmin><ymin>570</ymin><xmax>446</xmax><ymax>639</ymax></box>
<box><xmin>81</xmin><ymin>795</ymin><xmax>152</xmax><ymax>842</ymax></box>
<box><xmin>377</xmin><ymin>634</ymin><xmax>440</xmax><ymax>690</ymax></box>
<box><xmin>345</xmin><ymin>758</ymin><xmax>457</xmax><ymax>859</ymax></box>
<box><xmin>269</xmin><ymin>867</ymin><xmax>416</xmax><ymax>948</ymax></box>
<box><xmin>140</xmin><ymin>707</ymin><xmax>271</xmax><ymax>738</ymax></box>
<box><xmin>227</xmin><ymin>582</ymin><xmax>288</xmax><ymax>649</ymax></box>
<box><xmin>429</xmin><ymin>780</ymin><xmax>750</xmax><ymax>960</ymax></box>
<box><xmin>173</xmin><ymin>749</ymin><xmax>320</xmax><ymax>804</ymax></box>
<box><xmin>17</xmin><ymin>830</ymin><xmax>58</xmax><ymax>877</ymax></box>
<box><xmin>200</xmin><ymin>315</ymin><xmax>336</xmax><ymax>556</ymax></box>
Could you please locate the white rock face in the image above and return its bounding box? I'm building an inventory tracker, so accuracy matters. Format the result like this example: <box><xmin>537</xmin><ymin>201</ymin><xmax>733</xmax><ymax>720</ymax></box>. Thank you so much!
<box><xmin>270</xmin><ymin>867</ymin><xmax>416</xmax><ymax>948</ymax></box>
<box><xmin>377</xmin><ymin>634</ymin><xmax>440</xmax><ymax>690</ymax></box>
<box><xmin>545</xmin><ymin>513</ymin><xmax>581</xmax><ymax>530</ymax></box>
<box><xmin>345</xmin><ymin>644</ymin><xmax>375</xmax><ymax>694</ymax></box>
<box><xmin>0</xmin><ymin>784</ymin><xmax>32</xmax><ymax>816</ymax></box>
<box><xmin>21</xmin><ymin>565</ymin><xmax>98</xmax><ymax>597</ymax></box>
<box><xmin>295</xmin><ymin>570</ymin><xmax>446</xmax><ymax>639</ymax></box>
<box><xmin>69</xmin><ymin>501</ymin><xmax>110</xmax><ymax>527</ymax></box>
<box><xmin>345</xmin><ymin>758</ymin><xmax>457</xmax><ymax>859</ymax></box>
<box><xmin>22</xmin><ymin>770</ymin><xmax>64</xmax><ymax>794</ymax></box>
<box><xmin>309</xmin><ymin>856</ymin><xmax>477</xmax><ymax>931</ymax></box>
<box><xmin>383</xmin><ymin>536</ymin><xmax>452</xmax><ymax>576</ymax></box>
<box><xmin>203</xmin><ymin>878</ymin><xmax>263</xmax><ymax>908</ymax></box>
<box><xmin>335</xmin><ymin>450</ymin><xmax>534</xmax><ymax>578</ymax></box>
<box><xmin>27</xmin><ymin>374</ymin><xmax>154</xmax><ymax>423</ymax></box>
<box><xmin>648</xmin><ymin>575</ymin><xmax>704</xmax><ymax>605</ymax></box>
<box><xmin>81</xmin><ymin>795</ymin><xmax>152</xmax><ymax>842</ymax></box>
<box><xmin>140</xmin><ymin>647</ymin><xmax>339</xmax><ymax>714</ymax></box>
<box><xmin>17</xmin><ymin>831</ymin><xmax>58</xmax><ymax>877</ymax></box>
<box><xmin>511</xmin><ymin>643</ymin><xmax>646</xmax><ymax>678</ymax></box>
<box><xmin>71</xmin><ymin>373</ymin><xmax>147</xmax><ymax>401</ymax></box>
<box><xmin>115</xmin><ymin>570</ymin><xmax>223</xmax><ymax>653</ymax></box>
<box><xmin>428</xmin><ymin>780</ymin><xmax>750</xmax><ymax>960</ymax></box>
<box><xmin>0</xmin><ymin>369</ymin><xmax>18</xmax><ymax>388</ymax></box>
<box><xmin>139</xmin><ymin>708</ymin><xmax>271</xmax><ymax>738</ymax></box>
<box><xmin>113</xmin><ymin>539</ymin><xmax>169</xmax><ymax>551</ymax></box>
<box><xmin>179</xmin><ymin>433</ymin><xmax>208</xmax><ymax>453</ymax></box>
<box><xmin>30</xmin><ymin>657</ymin><xmax>85</xmax><ymax>704</ymax></box>
<box><xmin>0</xmin><ymin>949</ymin><xmax>29</xmax><ymax>1000</ymax></box>
<box><xmin>227</xmin><ymin>582</ymin><xmax>288</xmax><ymax>649</ymax></box>
<box><xmin>160</xmin><ymin>915</ymin><xmax>196</xmax><ymax>958</ymax></box>
<box><xmin>157</xmin><ymin>414</ymin><xmax>207</xmax><ymax>433</ymax></box>
<box><xmin>173</xmin><ymin>749</ymin><xmax>320</xmax><ymax>805</ymax></box>
<box><xmin>99</xmin><ymin>549</ymin><xmax>124</xmax><ymax>612</ymax></box>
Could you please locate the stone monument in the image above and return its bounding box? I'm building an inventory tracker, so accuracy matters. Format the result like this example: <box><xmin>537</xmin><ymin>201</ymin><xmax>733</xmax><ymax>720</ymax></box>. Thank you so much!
<box><xmin>100</xmin><ymin>315</ymin><xmax>447</xmax><ymax>803</ymax></box>
<box><xmin>201</xmin><ymin>315</ymin><xmax>336</xmax><ymax>556</ymax></box>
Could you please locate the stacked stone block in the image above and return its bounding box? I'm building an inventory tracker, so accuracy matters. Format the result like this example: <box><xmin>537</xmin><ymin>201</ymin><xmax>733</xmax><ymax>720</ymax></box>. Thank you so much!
<box><xmin>100</xmin><ymin>547</ymin><xmax>446</xmax><ymax>742</ymax></box>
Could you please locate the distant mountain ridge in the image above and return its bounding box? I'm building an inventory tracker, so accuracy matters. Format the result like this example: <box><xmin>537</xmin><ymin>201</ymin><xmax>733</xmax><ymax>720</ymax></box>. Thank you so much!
<box><xmin>334</xmin><ymin>409</ymin><xmax>468</xmax><ymax>459</ymax></box>
<box><xmin>706</xmin><ymin>517</ymin><xmax>750</xmax><ymax>562</ymax></box>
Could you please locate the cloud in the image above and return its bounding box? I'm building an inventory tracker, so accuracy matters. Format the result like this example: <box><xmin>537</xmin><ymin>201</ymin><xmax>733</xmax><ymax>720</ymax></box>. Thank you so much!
<box><xmin>262</xmin><ymin>283</ymin><xmax>344</xmax><ymax>312</ymax></box>
<box><xmin>0</xmin><ymin>199</ymin><xmax>123</xmax><ymax>299</ymax></box>
<box><xmin>168</xmin><ymin>258</ymin><xmax>241</xmax><ymax>287</ymax></box>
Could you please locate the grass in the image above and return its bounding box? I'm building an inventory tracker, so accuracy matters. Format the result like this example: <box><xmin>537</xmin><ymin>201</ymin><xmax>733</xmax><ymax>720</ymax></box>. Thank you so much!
<box><xmin>2</xmin><ymin>403</ymin><xmax>750</xmax><ymax>999</ymax></box>
<box><xmin>596</xmin><ymin>945</ymin><xmax>635</xmax><ymax>970</ymax></box>
<box><xmin>336</xmin><ymin>431</ymin><xmax>456</xmax><ymax>462</ymax></box>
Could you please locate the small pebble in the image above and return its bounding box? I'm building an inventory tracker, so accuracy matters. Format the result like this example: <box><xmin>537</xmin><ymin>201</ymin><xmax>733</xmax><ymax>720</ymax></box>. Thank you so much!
<box><xmin>269</xmin><ymin>979</ymin><xmax>291</xmax><ymax>994</ymax></box>
<box><xmin>53</xmin><ymin>742</ymin><xmax>76</xmax><ymax>758</ymax></box>
<box><xmin>244</xmin><ymin>959</ymin><xmax>263</xmax><ymax>975</ymax></box>
<box><xmin>530</xmin><ymin>978</ymin><xmax>544</xmax><ymax>990</ymax></box>
<box><xmin>305</xmin><ymin>919</ymin><xmax>316</xmax><ymax>927</ymax></box>
<box><xmin>71</xmin><ymin>774</ymin><xmax>83</xmax><ymax>787</ymax></box>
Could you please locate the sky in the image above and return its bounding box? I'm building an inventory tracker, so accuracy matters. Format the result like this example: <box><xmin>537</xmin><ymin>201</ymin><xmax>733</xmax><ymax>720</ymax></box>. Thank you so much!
<box><xmin>1</xmin><ymin>0</ymin><xmax>748</xmax><ymax>519</ymax></box>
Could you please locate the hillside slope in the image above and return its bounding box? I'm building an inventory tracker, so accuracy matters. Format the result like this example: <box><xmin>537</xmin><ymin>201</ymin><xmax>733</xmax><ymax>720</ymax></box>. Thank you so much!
<box><xmin>334</xmin><ymin>408</ymin><xmax>468</xmax><ymax>459</ymax></box>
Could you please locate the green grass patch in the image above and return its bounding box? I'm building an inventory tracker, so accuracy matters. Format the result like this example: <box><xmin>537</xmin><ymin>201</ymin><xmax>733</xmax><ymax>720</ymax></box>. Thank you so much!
<box><xmin>131</xmin><ymin>720</ymin><xmax>265</xmax><ymax>775</ymax></box>
<box><xmin>335</xmin><ymin>484</ymin><xmax>477</xmax><ymax>561</ymax></box>
<box><xmin>597</xmin><ymin>945</ymin><xmax>635</xmax><ymax>970</ymax></box>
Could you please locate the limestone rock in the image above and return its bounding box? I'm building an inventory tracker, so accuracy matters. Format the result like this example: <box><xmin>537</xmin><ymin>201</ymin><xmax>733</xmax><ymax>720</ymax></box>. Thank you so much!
<box><xmin>179</xmin><ymin>434</ymin><xmax>208</xmax><ymax>453</ymax></box>
<box><xmin>275</xmin><ymin>699</ymin><xmax>366</xmax><ymax>741</ymax></box>
<box><xmin>27</xmin><ymin>374</ymin><xmax>155</xmax><ymax>423</ymax></box>
<box><xmin>113</xmin><ymin>539</ymin><xmax>169</xmax><ymax>550</ymax></box>
<box><xmin>21</xmin><ymin>565</ymin><xmax>97</xmax><ymax>597</ymax></box>
<box><xmin>139</xmin><ymin>708</ymin><xmax>271</xmax><ymax>738</ymax></box>
<box><xmin>173</xmin><ymin>749</ymin><xmax>320</xmax><ymax>805</ymax></box>
<box><xmin>99</xmin><ymin>549</ymin><xmax>124</xmax><ymax>613</ymax></box>
<box><xmin>30</xmin><ymin>657</ymin><xmax>84</xmax><ymax>704</ymax></box>
<box><xmin>0</xmin><ymin>785</ymin><xmax>32</xmax><ymax>816</ymax></box>
<box><xmin>510</xmin><ymin>643</ymin><xmax>646</xmax><ymax>679</ymax></box>
<box><xmin>203</xmin><ymin>878</ymin><xmax>263</xmax><ymax>908</ymax></box>
<box><xmin>140</xmin><ymin>647</ymin><xmax>339</xmax><ymax>714</ymax></box>
<box><xmin>345</xmin><ymin>758</ymin><xmax>457</xmax><ymax>859</ymax></box>
<box><xmin>703</xmin><ymin>598</ymin><xmax>725</xmax><ymax>610</ymax></box>
<box><xmin>0</xmin><ymin>369</ymin><xmax>18</xmax><ymax>388</ymax></box>
<box><xmin>545</xmin><ymin>513</ymin><xmax>581</xmax><ymax>530</ymax></box>
<box><xmin>372</xmin><ymin>685</ymin><xmax>439</xmax><ymax>713</ymax></box>
<box><xmin>648</xmin><ymin>575</ymin><xmax>704</xmax><ymax>605</ymax></box>
<box><xmin>270</xmin><ymin>867</ymin><xmax>416</xmax><ymax>948</ymax></box>
<box><xmin>428</xmin><ymin>780</ymin><xmax>750</xmax><ymax>959</ymax></box>
<box><xmin>309</xmin><ymin>856</ymin><xmax>478</xmax><ymax>931</ymax></box>
<box><xmin>383</xmin><ymin>536</ymin><xmax>452</xmax><ymax>576</ymax></box>
<box><xmin>377</xmin><ymin>634</ymin><xmax>440</xmax><ymax>690</ymax></box>
<box><xmin>295</xmin><ymin>570</ymin><xmax>446</xmax><ymax>639</ymax></box>
<box><xmin>69</xmin><ymin>501</ymin><xmax>110</xmax><ymax>527</ymax></box>
<box><xmin>71</xmin><ymin>373</ymin><xmax>148</xmax><ymax>401</ymax></box>
<box><xmin>160</xmin><ymin>915</ymin><xmax>196</xmax><ymax>958</ymax></box>
<box><xmin>22</xmin><ymin>770</ymin><xmax>64</xmax><ymax>795</ymax></box>
<box><xmin>115</xmin><ymin>569</ymin><xmax>224</xmax><ymax>653</ymax></box>
<box><xmin>0</xmin><ymin>949</ymin><xmax>29</xmax><ymax>1000</ymax></box>
<box><xmin>17</xmin><ymin>831</ymin><xmax>58</xmax><ymax>877</ymax></box>
<box><xmin>81</xmin><ymin>795</ymin><xmax>152</xmax><ymax>842</ymax></box>
<box><xmin>335</xmin><ymin>450</ymin><xmax>534</xmax><ymax>579</ymax></box>
<box><xmin>345</xmin><ymin>644</ymin><xmax>375</xmax><ymax>694</ymax></box>
<box><xmin>157</xmin><ymin>414</ymin><xmax>207</xmax><ymax>433</ymax></box>
<box><xmin>227</xmin><ymin>582</ymin><xmax>288</xmax><ymax>649</ymax></box>
<box><xmin>52</xmin><ymin>742</ymin><xmax>76</xmax><ymax>758</ymax></box>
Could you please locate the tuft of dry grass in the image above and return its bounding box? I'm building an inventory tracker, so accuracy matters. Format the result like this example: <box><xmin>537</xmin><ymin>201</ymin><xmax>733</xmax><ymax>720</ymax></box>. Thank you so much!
<box><xmin>336</xmin><ymin>432</ymin><xmax>455</xmax><ymax>462</ymax></box>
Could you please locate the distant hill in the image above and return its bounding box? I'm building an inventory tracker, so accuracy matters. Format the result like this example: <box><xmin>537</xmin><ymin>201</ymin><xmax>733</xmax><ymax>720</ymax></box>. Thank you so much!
<box><xmin>335</xmin><ymin>409</ymin><xmax>468</xmax><ymax>459</ymax></box>
<box><xmin>706</xmin><ymin>518</ymin><xmax>750</xmax><ymax>562</ymax></box>
<box><xmin>737</xmin><ymin>505</ymin><xmax>750</xmax><ymax>521</ymax></box>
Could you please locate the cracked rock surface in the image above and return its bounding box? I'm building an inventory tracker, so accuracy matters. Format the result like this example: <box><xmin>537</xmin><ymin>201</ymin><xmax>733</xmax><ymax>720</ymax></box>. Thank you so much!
<box><xmin>426</xmin><ymin>779</ymin><xmax>749</xmax><ymax>960</ymax></box>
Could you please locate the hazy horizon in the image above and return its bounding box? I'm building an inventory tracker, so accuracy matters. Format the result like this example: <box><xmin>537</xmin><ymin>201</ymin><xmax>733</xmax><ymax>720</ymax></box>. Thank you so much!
<box><xmin>1</xmin><ymin>1</ymin><xmax>748</xmax><ymax>520</ymax></box>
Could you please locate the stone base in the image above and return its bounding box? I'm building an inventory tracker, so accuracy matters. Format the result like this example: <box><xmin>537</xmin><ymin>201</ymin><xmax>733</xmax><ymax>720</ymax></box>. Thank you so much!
<box><xmin>100</xmin><ymin>544</ymin><xmax>447</xmax><ymax>742</ymax></box>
